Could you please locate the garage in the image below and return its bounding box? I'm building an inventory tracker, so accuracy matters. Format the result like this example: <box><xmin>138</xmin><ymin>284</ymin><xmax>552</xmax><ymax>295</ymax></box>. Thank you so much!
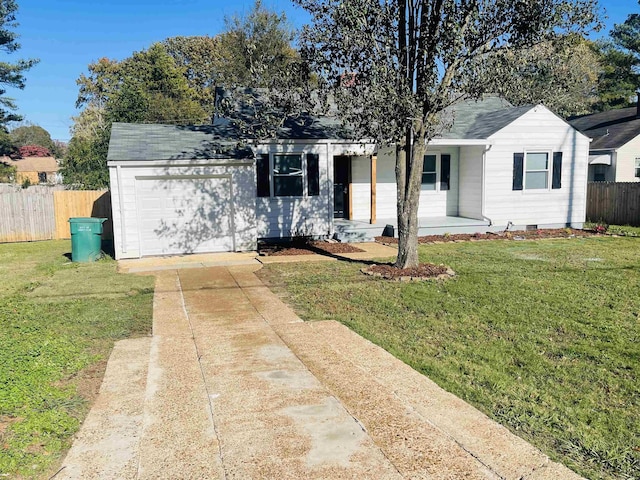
<box><xmin>107</xmin><ymin>123</ymin><xmax>257</xmax><ymax>259</ymax></box>
<box><xmin>135</xmin><ymin>176</ymin><xmax>234</xmax><ymax>256</ymax></box>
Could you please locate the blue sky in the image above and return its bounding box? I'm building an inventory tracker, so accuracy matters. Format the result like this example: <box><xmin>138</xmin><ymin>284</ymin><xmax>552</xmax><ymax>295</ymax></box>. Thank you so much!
<box><xmin>5</xmin><ymin>0</ymin><xmax>639</xmax><ymax>142</ymax></box>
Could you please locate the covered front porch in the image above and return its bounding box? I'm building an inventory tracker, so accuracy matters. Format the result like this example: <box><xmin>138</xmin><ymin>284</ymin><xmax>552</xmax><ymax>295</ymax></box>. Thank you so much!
<box><xmin>333</xmin><ymin>216</ymin><xmax>492</xmax><ymax>242</ymax></box>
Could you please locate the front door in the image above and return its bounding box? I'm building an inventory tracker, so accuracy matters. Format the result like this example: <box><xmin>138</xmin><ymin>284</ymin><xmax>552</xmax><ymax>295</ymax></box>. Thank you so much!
<box><xmin>333</xmin><ymin>157</ymin><xmax>350</xmax><ymax>218</ymax></box>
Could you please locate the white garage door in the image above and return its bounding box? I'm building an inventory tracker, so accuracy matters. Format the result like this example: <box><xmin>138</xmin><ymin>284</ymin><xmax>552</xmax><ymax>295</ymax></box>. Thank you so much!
<box><xmin>136</xmin><ymin>176</ymin><xmax>234</xmax><ymax>256</ymax></box>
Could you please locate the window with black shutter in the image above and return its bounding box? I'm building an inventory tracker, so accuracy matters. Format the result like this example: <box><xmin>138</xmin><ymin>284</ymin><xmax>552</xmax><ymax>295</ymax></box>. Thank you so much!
<box><xmin>513</xmin><ymin>153</ymin><xmax>524</xmax><ymax>190</ymax></box>
<box><xmin>552</xmin><ymin>152</ymin><xmax>562</xmax><ymax>189</ymax></box>
<box><xmin>256</xmin><ymin>154</ymin><xmax>270</xmax><ymax>197</ymax></box>
<box><xmin>307</xmin><ymin>153</ymin><xmax>320</xmax><ymax>196</ymax></box>
<box><xmin>440</xmin><ymin>154</ymin><xmax>451</xmax><ymax>191</ymax></box>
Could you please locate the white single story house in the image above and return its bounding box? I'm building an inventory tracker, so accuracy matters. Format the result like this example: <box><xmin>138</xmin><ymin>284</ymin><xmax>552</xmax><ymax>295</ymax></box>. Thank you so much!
<box><xmin>570</xmin><ymin>105</ymin><xmax>640</xmax><ymax>182</ymax></box>
<box><xmin>107</xmin><ymin>98</ymin><xmax>590</xmax><ymax>259</ymax></box>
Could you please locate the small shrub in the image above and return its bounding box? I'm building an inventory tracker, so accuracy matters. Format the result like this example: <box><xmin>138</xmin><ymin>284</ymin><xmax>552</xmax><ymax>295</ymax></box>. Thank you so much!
<box><xmin>21</xmin><ymin>178</ymin><xmax>31</xmax><ymax>189</ymax></box>
<box><xmin>584</xmin><ymin>221</ymin><xmax>608</xmax><ymax>234</ymax></box>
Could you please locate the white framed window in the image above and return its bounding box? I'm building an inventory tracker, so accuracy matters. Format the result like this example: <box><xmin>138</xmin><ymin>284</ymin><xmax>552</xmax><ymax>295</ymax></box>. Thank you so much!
<box><xmin>273</xmin><ymin>154</ymin><xmax>303</xmax><ymax>196</ymax></box>
<box><xmin>635</xmin><ymin>158</ymin><xmax>640</xmax><ymax>178</ymax></box>
<box><xmin>421</xmin><ymin>153</ymin><xmax>452</xmax><ymax>192</ymax></box>
<box><xmin>256</xmin><ymin>152</ymin><xmax>320</xmax><ymax>198</ymax></box>
<box><xmin>422</xmin><ymin>154</ymin><xmax>438</xmax><ymax>190</ymax></box>
<box><xmin>525</xmin><ymin>152</ymin><xmax>550</xmax><ymax>190</ymax></box>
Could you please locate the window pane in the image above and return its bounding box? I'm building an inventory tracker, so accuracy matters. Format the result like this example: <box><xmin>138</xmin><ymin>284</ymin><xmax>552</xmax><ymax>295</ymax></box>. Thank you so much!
<box><xmin>422</xmin><ymin>172</ymin><xmax>436</xmax><ymax>190</ymax></box>
<box><xmin>307</xmin><ymin>153</ymin><xmax>320</xmax><ymax>196</ymax></box>
<box><xmin>526</xmin><ymin>152</ymin><xmax>548</xmax><ymax>171</ymax></box>
<box><xmin>423</xmin><ymin>155</ymin><xmax>436</xmax><ymax>172</ymax></box>
<box><xmin>274</xmin><ymin>176</ymin><xmax>303</xmax><ymax>196</ymax></box>
<box><xmin>274</xmin><ymin>155</ymin><xmax>302</xmax><ymax>175</ymax></box>
<box><xmin>526</xmin><ymin>171</ymin><xmax>548</xmax><ymax>189</ymax></box>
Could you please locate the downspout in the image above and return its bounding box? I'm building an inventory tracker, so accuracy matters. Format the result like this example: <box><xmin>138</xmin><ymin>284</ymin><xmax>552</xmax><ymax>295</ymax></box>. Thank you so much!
<box><xmin>481</xmin><ymin>144</ymin><xmax>493</xmax><ymax>226</ymax></box>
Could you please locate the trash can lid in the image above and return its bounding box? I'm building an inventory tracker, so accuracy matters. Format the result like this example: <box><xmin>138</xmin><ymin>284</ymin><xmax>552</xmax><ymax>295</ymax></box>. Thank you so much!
<box><xmin>68</xmin><ymin>217</ymin><xmax>107</xmax><ymax>223</ymax></box>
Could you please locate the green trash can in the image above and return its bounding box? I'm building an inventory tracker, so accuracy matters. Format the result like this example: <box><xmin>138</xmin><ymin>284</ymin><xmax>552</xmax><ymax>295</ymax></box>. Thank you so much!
<box><xmin>68</xmin><ymin>217</ymin><xmax>107</xmax><ymax>262</ymax></box>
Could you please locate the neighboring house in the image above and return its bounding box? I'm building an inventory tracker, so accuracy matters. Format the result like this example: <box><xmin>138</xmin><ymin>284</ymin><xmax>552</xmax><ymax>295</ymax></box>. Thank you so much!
<box><xmin>107</xmin><ymin>98</ymin><xmax>590</xmax><ymax>259</ymax></box>
<box><xmin>569</xmin><ymin>106</ymin><xmax>640</xmax><ymax>183</ymax></box>
<box><xmin>0</xmin><ymin>156</ymin><xmax>59</xmax><ymax>184</ymax></box>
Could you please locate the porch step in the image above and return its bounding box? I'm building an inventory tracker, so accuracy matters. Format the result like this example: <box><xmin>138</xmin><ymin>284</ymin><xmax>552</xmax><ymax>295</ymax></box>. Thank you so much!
<box><xmin>333</xmin><ymin>230</ymin><xmax>376</xmax><ymax>243</ymax></box>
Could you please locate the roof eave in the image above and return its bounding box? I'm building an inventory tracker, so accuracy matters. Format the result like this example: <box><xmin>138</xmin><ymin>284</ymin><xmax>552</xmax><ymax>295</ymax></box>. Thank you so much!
<box><xmin>429</xmin><ymin>138</ymin><xmax>493</xmax><ymax>146</ymax></box>
<box><xmin>107</xmin><ymin>158</ymin><xmax>254</xmax><ymax>167</ymax></box>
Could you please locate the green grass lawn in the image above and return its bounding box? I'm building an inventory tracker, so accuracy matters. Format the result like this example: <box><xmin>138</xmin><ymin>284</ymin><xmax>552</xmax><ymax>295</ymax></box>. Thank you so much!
<box><xmin>0</xmin><ymin>241</ymin><xmax>154</xmax><ymax>478</ymax></box>
<box><xmin>258</xmin><ymin>236</ymin><xmax>640</xmax><ymax>480</ymax></box>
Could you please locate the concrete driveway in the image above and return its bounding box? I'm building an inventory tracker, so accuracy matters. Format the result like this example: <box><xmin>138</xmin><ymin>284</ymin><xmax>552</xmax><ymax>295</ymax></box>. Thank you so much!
<box><xmin>57</xmin><ymin>263</ymin><xmax>583</xmax><ymax>479</ymax></box>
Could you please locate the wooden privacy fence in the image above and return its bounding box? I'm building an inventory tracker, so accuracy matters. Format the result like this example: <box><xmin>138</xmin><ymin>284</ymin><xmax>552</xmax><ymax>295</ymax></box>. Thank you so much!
<box><xmin>0</xmin><ymin>188</ymin><xmax>56</xmax><ymax>242</ymax></box>
<box><xmin>53</xmin><ymin>191</ymin><xmax>113</xmax><ymax>239</ymax></box>
<box><xmin>0</xmin><ymin>187</ymin><xmax>112</xmax><ymax>243</ymax></box>
<box><xmin>587</xmin><ymin>182</ymin><xmax>640</xmax><ymax>227</ymax></box>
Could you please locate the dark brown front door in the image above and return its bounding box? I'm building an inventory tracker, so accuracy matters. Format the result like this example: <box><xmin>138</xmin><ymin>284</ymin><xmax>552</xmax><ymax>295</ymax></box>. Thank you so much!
<box><xmin>333</xmin><ymin>157</ymin><xmax>350</xmax><ymax>218</ymax></box>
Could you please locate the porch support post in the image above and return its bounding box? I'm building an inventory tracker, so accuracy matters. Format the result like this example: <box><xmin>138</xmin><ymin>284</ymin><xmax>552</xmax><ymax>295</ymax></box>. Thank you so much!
<box><xmin>370</xmin><ymin>155</ymin><xmax>377</xmax><ymax>224</ymax></box>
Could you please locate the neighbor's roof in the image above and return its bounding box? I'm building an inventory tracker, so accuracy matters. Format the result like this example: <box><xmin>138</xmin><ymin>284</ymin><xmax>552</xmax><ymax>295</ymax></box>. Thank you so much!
<box><xmin>569</xmin><ymin>107</ymin><xmax>640</xmax><ymax>150</ymax></box>
<box><xmin>0</xmin><ymin>156</ymin><xmax>58</xmax><ymax>172</ymax></box>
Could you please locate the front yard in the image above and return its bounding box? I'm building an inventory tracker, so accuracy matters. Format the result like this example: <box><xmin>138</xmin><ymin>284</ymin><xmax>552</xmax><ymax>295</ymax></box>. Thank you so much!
<box><xmin>0</xmin><ymin>241</ymin><xmax>154</xmax><ymax>478</ymax></box>
<box><xmin>258</xmin><ymin>236</ymin><xmax>639</xmax><ymax>480</ymax></box>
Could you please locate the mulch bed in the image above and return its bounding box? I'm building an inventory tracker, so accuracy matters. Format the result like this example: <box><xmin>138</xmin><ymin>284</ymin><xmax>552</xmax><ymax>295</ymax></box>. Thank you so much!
<box><xmin>361</xmin><ymin>263</ymin><xmax>455</xmax><ymax>282</ymax></box>
<box><xmin>259</xmin><ymin>241</ymin><xmax>365</xmax><ymax>256</ymax></box>
<box><xmin>376</xmin><ymin>228</ymin><xmax>595</xmax><ymax>245</ymax></box>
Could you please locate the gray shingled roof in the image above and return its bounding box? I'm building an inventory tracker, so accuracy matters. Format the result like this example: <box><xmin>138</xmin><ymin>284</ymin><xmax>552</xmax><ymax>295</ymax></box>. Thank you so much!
<box><xmin>107</xmin><ymin>116</ymin><xmax>350</xmax><ymax>161</ymax></box>
<box><xmin>107</xmin><ymin>123</ymin><xmax>252</xmax><ymax>161</ymax></box>
<box><xmin>107</xmin><ymin>97</ymin><xmax>536</xmax><ymax>161</ymax></box>
<box><xmin>569</xmin><ymin>107</ymin><xmax>640</xmax><ymax>150</ymax></box>
<box><xmin>440</xmin><ymin>97</ymin><xmax>532</xmax><ymax>139</ymax></box>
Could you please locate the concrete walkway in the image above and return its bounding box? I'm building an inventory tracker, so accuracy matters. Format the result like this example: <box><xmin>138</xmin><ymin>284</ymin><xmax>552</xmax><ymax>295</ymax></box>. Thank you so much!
<box><xmin>58</xmin><ymin>264</ymin><xmax>584</xmax><ymax>479</ymax></box>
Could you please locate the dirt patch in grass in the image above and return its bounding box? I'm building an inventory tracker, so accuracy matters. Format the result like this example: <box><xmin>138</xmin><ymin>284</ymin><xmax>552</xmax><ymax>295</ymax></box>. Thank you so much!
<box><xmin>376</xmin><ymin>228</ymin><xmax>595</xmax><ymax>245</ymax></box>
<box><xmin>259</xmin><ymin>241</ymin><xmax>365</xmax><ymax>256</ymax></box>
<box><xmin>70</xmin><ymin>357</ymin><xmax>109</xmax><ymax>403</ymax></box>
<box><xmin>362</xmin><ymin>263</ymin><xmax>453</xmax><ymax>281</ymax></box>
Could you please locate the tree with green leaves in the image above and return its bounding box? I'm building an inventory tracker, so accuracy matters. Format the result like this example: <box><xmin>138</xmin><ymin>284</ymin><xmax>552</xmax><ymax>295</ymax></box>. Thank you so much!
<box><xmin>0</xmin><ymin>0</ymin><xmax>37</xmax><ymax>127</ymax></box>
<box><xmin>9</xmin><ymin>124</ymin><xmax>56</xmax><ymax>153</ymax></box>
<box><xmin>64</xmin><ymin>44</ymin><xmax>208</xmax><ymax>188</ymax></box>
<box><xmin>217</xmin><ymin>0</ymin><xmax>300</xmax><ymax>88</ymax></box>
<box><xmin>591</xmin><ymin>3</ymin><xmax>640</xmax><ymax>110</ymax></box>
<box><xmin>295</xmin><ymin>0</ymin><xmax>599</xmax><ymax>268</ymax></box>
<box><xmin>162</xmin><ymin>35</ymin><xmax>221</xmax><ymax>116</ymax></box>
<box><xmin>500</xmin><ymin>35</ymin><xmax>600</xmax><ymax>117</ymax></box>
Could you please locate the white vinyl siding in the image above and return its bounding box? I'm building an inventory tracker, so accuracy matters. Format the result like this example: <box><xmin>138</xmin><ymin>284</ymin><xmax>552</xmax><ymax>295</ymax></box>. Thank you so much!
<box><xmin>613</xmin><ymin>136</ymin><xmax>640</xmax><ymax>182</ymax></box>
<box><xmin>255</xmin><ymin>146</ymin><xmax>330</xmax><ymax>238</ymax></box>
<box><xmin>483</xmin><ymin>106</ymin><xmax>589</xmax><ymax>227</ymax></box>
<box><xmin>458</xmin><ymin>146</ymin><xmax>484</xmax><ymax>220</ymax></box>
<box><xmin>350</xmin><ymin>146</ymin><xmax>459</xmax><ymax>220</ymax></box>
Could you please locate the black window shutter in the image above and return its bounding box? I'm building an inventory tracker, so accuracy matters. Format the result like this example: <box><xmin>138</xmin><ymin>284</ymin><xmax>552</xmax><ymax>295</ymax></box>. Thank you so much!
<box><xmin>552</xmin><ymin>152</ymin><xmax>562</xmax><ymax>189</ymax></box>
<box><xmin>256</xmin><ymin>154</ymin><xmax>270</xmax><ymax>197</ymax></box>
<box><xmin>307</xmin><ymin>153</ymin><xmax>320</xmax><ymax>196</ymax></box>
<box><xmin>513</xmin><ymin>153</ymin><xmax>524</xmax><ymax>191</ymax></box>
<box><xmin>440</xmin><ymin>154</ymin><xmax>451</xmax><ymax>191</ymax></box>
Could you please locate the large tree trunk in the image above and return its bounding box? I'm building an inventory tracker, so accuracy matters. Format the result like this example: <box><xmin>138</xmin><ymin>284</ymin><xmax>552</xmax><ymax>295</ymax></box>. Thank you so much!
<box><xmin>395</xmin><ymin>128</ymin><xmax>426</xmax><ymax>269</ymax></box>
